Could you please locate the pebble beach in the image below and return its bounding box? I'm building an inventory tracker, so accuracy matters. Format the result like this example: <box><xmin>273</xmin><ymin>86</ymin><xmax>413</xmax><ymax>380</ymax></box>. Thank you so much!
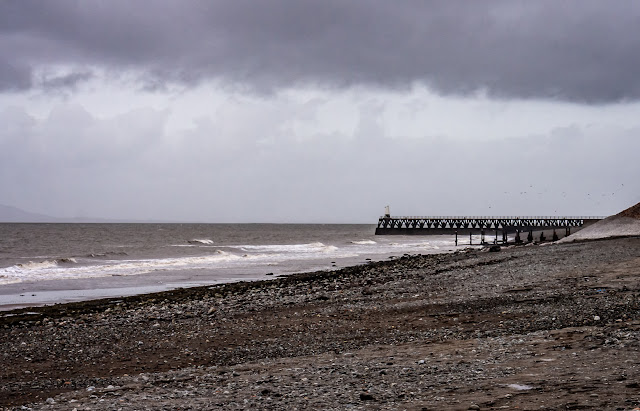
<box><xmin>1</xmin><ymin>234</ymin><xmax>639</xmax><ymax>410</ymax></box>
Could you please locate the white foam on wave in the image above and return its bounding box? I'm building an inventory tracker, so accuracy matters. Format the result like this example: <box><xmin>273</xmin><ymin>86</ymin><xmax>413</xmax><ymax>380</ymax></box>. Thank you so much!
<box><xmin>16</xmin><ymin>260</ymin><xmax>59</xmax><ymax>270</ymax></box>
<box><xmin>234</xmin><ymin>242</ymin><xmax>339</xmax><ymax>254</ymax></box>
<box><xmin>0</xmin><ymin>234</ymin><xmax>464</xmax><ymax>286</ymax></box>
<box><xmin>0</xmin><ymin>243</ymin><xmax>355</xmax><ymax>285</ymax></box>
<box><xmin>0</xmin><ymin>273</ymin><xmax>23</xmax><ymax>285</ymax></box>
<box><xmin>389</xmin><ymin>241</ymin><xmax>437</xmax><ymax>249</ymax></box>
<box><xmin>350</xmin><ymin>240</ymin><xmax>377</xmax><ymax>245</ymax></box>
<box><xmin>0</xmin><ymin>251</ymin><xmax>247</xmax><ymax>285</ymax></box>
<box><xmin>187</xmin><ymin>239</ymin><xmax>214</xmax><ymax>245</ymax></box>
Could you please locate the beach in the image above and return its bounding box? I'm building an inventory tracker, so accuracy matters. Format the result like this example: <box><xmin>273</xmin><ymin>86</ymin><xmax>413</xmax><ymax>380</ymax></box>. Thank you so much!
<box><xmin>1</xmin><ymin>236</ymin><xmax>639</xmax><ymax>410</ymax></box>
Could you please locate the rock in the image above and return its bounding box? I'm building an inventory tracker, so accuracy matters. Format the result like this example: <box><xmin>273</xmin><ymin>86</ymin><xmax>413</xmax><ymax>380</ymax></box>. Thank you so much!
<box><xmin>359</xmin><ymin>393</ymin><xmax>375</xmax><ymax>401</ymax></box>
<box><xmin>489</xmin><ymin>245</ymin><xmax>501</xmax><ymax>252</ymax></box>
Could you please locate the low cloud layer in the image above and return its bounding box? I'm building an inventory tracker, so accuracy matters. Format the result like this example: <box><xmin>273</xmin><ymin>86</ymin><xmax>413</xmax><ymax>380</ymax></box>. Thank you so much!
<box><xmin>2</xmin><ymin>1</ymin><xmax>640</xmax><ymax>102</ymax></box>
<box><xmin>1</xmin><ymin>103</ymin><xmax>638</xmax><ymax>222</ymax></box>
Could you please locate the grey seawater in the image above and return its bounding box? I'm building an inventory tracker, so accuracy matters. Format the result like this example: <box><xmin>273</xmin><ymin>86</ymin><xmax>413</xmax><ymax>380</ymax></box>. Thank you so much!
<box><xmin>0</xmin><ymin>223</ymin><xmax>459</xmax><ymax>309</ymax></box>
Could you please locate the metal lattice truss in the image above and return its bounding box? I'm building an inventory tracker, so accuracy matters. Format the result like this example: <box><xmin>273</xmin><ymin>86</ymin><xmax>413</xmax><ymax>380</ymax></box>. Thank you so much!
<box><xmin>377</xmin><ymin>216</ymin><xmax>590</xmax><ymax>230</ymax></box>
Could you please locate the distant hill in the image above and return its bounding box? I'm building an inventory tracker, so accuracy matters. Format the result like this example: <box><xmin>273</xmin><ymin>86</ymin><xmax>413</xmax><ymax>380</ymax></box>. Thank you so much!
<box><xmin>0</xmin><ymin>204</ymin><xmax>61</xmax><ymax>223</ymax></box>
<box><xmin>0</xmin><ymin>204</ymin><xmax>174</xmax><ymax>223</ymax></box>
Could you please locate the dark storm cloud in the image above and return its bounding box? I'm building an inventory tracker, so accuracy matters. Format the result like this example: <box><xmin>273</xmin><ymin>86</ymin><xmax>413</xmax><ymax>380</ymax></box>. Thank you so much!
<box><xmin>2</xmin><ymin>0</ymin><xmax>640</xmax><ymax>102</ymax></box>
<box><xmin>0</xmin><ymin>59</ymin><xmax>31</xmax><ymax>91</ymax></box>
<box><xmin>39</xmin><ymin>71</ymin><xmax>94</xmax><ymax>91</ymax></box>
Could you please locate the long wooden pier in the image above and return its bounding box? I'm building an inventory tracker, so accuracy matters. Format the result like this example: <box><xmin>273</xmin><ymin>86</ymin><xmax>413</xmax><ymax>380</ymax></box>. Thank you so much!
<box><xmin>375</xmin><ymin>215</ymin><xmax>603</xmax><ymax>244</ymax></box>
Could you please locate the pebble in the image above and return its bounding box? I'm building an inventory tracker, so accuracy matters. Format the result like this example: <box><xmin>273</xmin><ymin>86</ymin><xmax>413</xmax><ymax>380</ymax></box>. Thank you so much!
<box><xmin>2</xmin><ymin>237</ymin><xmax>639</xmax><ymax>410</ymax></box>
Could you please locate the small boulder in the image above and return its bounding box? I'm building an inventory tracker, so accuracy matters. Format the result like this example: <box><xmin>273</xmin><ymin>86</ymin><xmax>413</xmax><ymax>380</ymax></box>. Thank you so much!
<box><xmin>360</xmin><ymin>393</ymin><xmax>375</xmax><ymax>401</ymax></box>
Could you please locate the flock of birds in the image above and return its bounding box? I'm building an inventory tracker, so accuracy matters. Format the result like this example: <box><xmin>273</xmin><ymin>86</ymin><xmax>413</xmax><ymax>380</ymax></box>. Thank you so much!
<box><xmin>485</xmin><ymin>183</ymin><xmax>628</xmax><ymax>213</ymax></box>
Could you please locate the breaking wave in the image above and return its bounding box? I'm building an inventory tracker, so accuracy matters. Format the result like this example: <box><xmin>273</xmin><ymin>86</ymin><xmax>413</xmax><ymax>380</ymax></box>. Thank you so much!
<box><xmin>16</xmin><ymin>260</ymin><xmax>59</xmax><ymax>270</ymax></box>
<box><xmin>234</xmin><ymin>242</ymin><xmax>339</xmax><ymax>254</ymax></box>
<box><xmin>87</xmin><ymin>251</ymin><xmax>128</xmax><ymax>258</ymax></box>
<box><xmin>15</xmin><ymin>258</ymin><xmax>77</xmax><ymax>270</ymax></box>
<box><xmin>0</xmin><ymin>252</ymin><xmax>247</xmax><ymax>285</ymax></box>
<box><xmin>350</xmin><ymin>240</ymin><xmax>377</xmax><ymax>245</ymax></box>
<box><xmin>188</xmin><ymin>239</ymin><xmax>214</xmax><ymax>245</ymax></box>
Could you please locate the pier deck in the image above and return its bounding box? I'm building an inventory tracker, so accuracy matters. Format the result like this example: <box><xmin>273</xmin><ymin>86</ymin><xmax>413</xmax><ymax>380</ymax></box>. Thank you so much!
<box><xmin>375</xmin><ymin>215</ymin><xmax>603</xmax><ymax>243</ymax></box>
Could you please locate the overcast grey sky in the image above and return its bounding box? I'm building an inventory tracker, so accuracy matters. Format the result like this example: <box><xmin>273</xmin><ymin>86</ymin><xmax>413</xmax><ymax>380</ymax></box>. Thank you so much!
<box><xmin>1</xmin><ymin>0</ymin><xmax>639</xmax><ymax>222</ymax></box>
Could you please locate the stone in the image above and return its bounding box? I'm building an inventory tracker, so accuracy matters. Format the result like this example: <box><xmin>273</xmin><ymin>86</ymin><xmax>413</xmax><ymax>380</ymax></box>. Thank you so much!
<box><xmin>360</xmin><ymin>393</ymin><xmax>375</xmax><ymax>401</ymax></box>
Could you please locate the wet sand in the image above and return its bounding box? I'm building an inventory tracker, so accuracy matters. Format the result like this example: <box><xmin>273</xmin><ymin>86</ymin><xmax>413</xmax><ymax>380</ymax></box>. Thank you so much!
<box><xmin>1</xmin><ymin>237</ymin><xmax>639</xmax><ymax>410</ymax></box>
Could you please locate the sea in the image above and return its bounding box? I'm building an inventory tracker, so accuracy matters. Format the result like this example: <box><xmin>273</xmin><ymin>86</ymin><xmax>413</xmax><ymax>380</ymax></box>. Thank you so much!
<box><xmin>0</xmin><ymin>223</ymin><xmax>463</xmax><ymax>310</ymax></box>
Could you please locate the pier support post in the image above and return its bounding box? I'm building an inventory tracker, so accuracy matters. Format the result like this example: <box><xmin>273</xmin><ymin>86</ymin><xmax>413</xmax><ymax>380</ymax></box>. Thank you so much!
<box><xmin>481</xmin><ymin>230</ymin><xmax>485</xmax><ymax>244</ymax></box>
<box><xmin>540</xmin><ymin>231</ymin><xmax>546</xmax><ymax>242</ymax></box>
<box><xmin>552</xmin><ymin>230</ymin><xmax>559</xmax><ymax>241</ymax></box>
<box><xmin>470</xmin><ymin>232</ymin><xmax>472</xmax><ymax>245</ymax></box>
<box><xmin>455</xmin><ymin>231</ymin><xmax>458</xmax><ymax>246</ymax></box>
<box><xmin>528</xmin><ymin>230</ymin><xmax>533</xmax><ymax>242</ymax></box>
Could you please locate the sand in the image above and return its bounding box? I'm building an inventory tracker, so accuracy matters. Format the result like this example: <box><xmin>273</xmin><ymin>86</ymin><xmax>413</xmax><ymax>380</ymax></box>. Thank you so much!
<box><xmin>1</xmin><ymin>236</ymin><xmax>639</xmax><ymax>410</ymax></box>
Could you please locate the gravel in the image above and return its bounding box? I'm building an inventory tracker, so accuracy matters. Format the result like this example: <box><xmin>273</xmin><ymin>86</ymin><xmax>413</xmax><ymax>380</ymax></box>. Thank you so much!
<box><xmin>1</xmin><ymin>237</ymin><xmax>639</xmax><ymax>410</ymax></box>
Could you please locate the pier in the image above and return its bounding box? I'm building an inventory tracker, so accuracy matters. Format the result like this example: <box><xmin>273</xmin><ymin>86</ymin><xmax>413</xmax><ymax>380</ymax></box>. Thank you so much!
<box><xmin>375</xmin><ymin>214</ymin><xmax>602</xmax><ymax>244</ymax></box>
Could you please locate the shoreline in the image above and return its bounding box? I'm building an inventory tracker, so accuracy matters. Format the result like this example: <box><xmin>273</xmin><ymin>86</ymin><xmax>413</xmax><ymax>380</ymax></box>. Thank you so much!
<box><xmin>0</xmin><ymin>251</ymin><xmax>451</xmax><ymax>319</ymax></box>
<box><xmin>0</xmin><ymin>245</ymin><xmax>460</xmax><ymax>312</ymax></box>
<box><xmin>1</xmin><ymin>224</ymin><xmax>585</xmax><ymax>312</ymax></box>
<box><xmin>2</xmin><ymin>237</ymin><xmax>639</xmax><ymax>409</ymax></box>
<box><xmin>0</xmin><ymin>225</ymin><xmax>590</xmax><ymax>312</ymax></box>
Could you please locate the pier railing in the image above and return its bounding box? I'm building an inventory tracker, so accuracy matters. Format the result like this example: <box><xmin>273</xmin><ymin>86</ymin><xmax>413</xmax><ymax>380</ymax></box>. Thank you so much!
<box><xmin>376</xmin><ymin>215</ymin><xmax>604</xmax><ymax>234</ymax></box>
<box><xmin>383</xmin><ymin>216</ymin><xmax>603</xmax><ymax>220</ymax></box>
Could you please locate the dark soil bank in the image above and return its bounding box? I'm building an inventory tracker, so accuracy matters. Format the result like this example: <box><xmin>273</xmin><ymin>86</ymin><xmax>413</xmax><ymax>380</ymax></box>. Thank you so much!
<box><xmin>1</xmin><ymin>237</ymin><xmax>639</xmax><ymax>410</ymax></box>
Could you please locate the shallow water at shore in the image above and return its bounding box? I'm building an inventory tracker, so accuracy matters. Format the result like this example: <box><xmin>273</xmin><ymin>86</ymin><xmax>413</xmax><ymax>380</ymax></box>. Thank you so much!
<box><xmin>0</xmin><ymin>223</ymin><xmax>471</xmax><ymax>309</ymax></box>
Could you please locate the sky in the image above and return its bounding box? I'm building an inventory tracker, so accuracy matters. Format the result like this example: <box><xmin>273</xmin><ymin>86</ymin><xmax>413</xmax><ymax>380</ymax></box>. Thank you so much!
<box><xmin>1</xmin><ymin>0</ymin><xmax>639</xmax><ymax>223</ymax></box>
